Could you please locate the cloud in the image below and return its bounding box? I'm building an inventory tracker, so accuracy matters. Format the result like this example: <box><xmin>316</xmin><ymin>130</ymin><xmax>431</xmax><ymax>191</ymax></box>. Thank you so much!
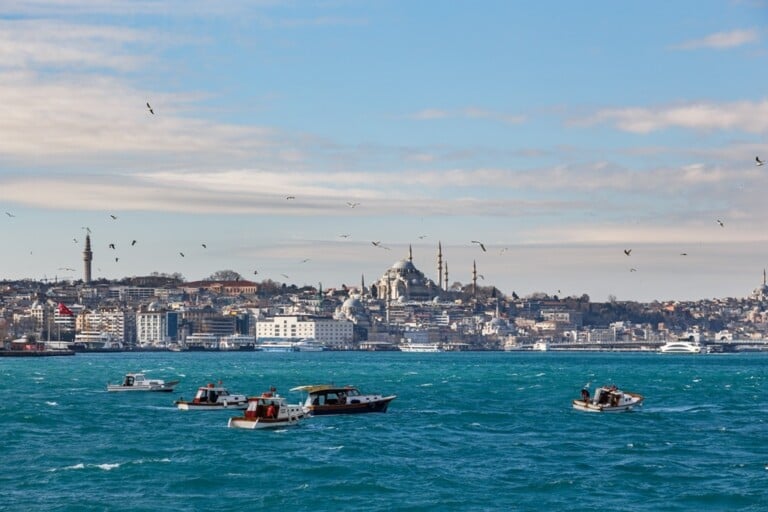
<box><xmin>580</xmin><ymin>99</ymin><xmax>768</xmax><ymax>134</ymax></box>
<box><xmin>673</xmin><ymin>28</ymin><xmax>759</xmax><ymax>50</ymax></box>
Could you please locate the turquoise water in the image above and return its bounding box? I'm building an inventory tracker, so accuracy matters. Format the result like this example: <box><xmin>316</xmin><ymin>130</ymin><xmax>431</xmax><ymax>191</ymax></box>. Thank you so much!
<box><xmin>1</xmin><ymin>352</ymin><xmax>767</xmax><ymax>511</ymax></box>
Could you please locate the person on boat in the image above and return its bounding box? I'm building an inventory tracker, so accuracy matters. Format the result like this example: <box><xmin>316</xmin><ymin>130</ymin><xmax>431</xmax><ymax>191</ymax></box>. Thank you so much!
<box><xmin>580</xmin><ymin>389</ymin><xmax>590</xmax><ymax>402</ymax></box>
<box><xmin>266</xmin><ymin>403</ymin><xmax>276</xmax><ymax>418</ymax></box>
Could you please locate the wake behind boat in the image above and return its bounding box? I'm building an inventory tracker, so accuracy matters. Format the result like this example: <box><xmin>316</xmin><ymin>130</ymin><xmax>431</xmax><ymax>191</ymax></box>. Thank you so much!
<box><xmin>175</xmin><ymin>382</ymin><xmax>248</xmax><ymax>410</ymax></box>
<box><xmin>290</xmin><ymin>384</ymin><xmax>396</xmax><ymax>415</ymax></box>
<box><xmin>572</xmin><ymin>385</ymin><xmax>643</xmax><ymax>413</ymax></box>
<box><xmin>107</xmin><ymin>373</ymin><xmax>179</xmax><ymax>392</ymax></box>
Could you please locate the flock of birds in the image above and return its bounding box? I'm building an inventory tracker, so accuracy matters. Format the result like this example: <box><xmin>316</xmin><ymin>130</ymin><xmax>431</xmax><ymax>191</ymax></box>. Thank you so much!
<box><xmin>3</xmin><ymin>101</ymin><xmax>765</xmax><ymax>289</ymax></box>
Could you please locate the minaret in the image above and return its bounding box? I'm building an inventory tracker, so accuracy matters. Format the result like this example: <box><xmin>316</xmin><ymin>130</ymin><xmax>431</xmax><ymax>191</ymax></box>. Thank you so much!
<box><xmin>444</xmin><ymin>261</ymin><xmax>449</xmax><ymax>291</ymax></box>
<box><xmin>437</xmin><ymin>241</ymin><xmax>443</xmax><ymax>291</ymax></box>
<box><xmin>408</xmin><ymin>244</ymin><xmax>413</xmax><ymax>262</ymax></box>
<box><xmin>472</xmin><ymin>260</ymin><xmax>478</xmax><ymax>298</ymax></box>
<box><xmin>83</xmin><ymin>234</ymin><xmax>93</xmax><ymax>284</ymax></box>
<box><xmin>361</xmin><ymin>274</ymin><xmax>366</xmax><ymax>297</ymax></box>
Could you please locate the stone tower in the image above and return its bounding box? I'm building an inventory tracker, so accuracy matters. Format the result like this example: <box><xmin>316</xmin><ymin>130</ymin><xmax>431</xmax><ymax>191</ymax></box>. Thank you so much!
<box><xmin>83</xmin><ymin>234</ymin><xmax>93</xmax><ymax>284</ymax></box>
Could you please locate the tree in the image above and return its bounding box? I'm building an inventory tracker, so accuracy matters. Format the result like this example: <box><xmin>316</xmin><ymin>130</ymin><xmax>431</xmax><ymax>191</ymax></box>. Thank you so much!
<box><xmin>207</xmin><ymin>270</ymin><xmax>242</xmax><ymax>282</ymax></box>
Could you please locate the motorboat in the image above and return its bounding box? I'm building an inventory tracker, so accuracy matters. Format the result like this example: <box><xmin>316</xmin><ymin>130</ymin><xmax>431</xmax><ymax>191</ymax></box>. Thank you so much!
<box><xmin>290</xmin><ymin>384</ymin><xmax>397</xmax><ymax>415</ymax></box>
<box><xmin>227</xmin><ymin>389</ymin><xmax>305</xmax><ymax>429</ymax></box>
<box><xmin>399</xmin><ymin>342</ymin><xmax>443</xmax><ymax>352</ymax></box>
<box><xmin>572</xmin><ymin>385</ymin><xmax>644</xmax><ymax>413</ymax></box>
<box><xmin>293</xmin><ymin>339</ymin><xmax>327</xmax><ymax>352</ymax></box>
<box><xmin>658</xmin><ymin>341</ymin><xmax>703</xmax><ymax>354</ymax></box>
<box><xmin>532</xmin><ymin>340</ymin><xmax>549</xmax><ymax>351</ymax></box>
<box><xmin>175</xmin><ymin>382</ymin><xmax>248</xmax><ymax>410</ymax></box>
<box><xmin>107</xmin><ymin>373</ymin><xmax>180</xmax><ymax>392</ymax></box>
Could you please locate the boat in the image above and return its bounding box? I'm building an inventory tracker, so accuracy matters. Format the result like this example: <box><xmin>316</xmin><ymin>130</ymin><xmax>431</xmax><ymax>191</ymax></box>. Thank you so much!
<box><xmin>293</xmin><ymin>338</ymin><xmax>327</xmax><ymax>352</ymax></box>
<box><xmin>290</xmin><ymin>384</ymin><xmax>397</xmax><ymax>415</ymax></box>
<box><xmin>106</xmin><ymin>373</ymin><xmax>180</xmax><ymax>392</ymax></box>
<box><xmin>175</xmin><ymin>382</ymin><xmax>248</xmax><ymax>410</ymax></box>
<box><xmin>399</xmin><ymin>342</ymin><xmax>443</xmax><ymax>352</ymax></box>
<box><xmin>71</xmin><ymin>331</ymin><xmax>124</xmax><ymax>352</ymax></box>
<box><xmin>227</xmin><ymin>389</ymin><xmax>305</xmax><ymax>429</ymax></box>
<box><xmin>532</xmin><ymin>340</ymin><xmax>549</xmax><ymax>351</ymax></box>
<box><xmin>572</xmin><ymin>385</ymin><xmax>644</xmax><ymax>413</ymax></box>
<box><xmin>658</xmin><ymin>340</ymin><xmax>703</xmax><ymax>354</ymax></box>
<box><xmin>0</xmin><ymin>336</ymin><xmax>75</xmax><ymax>357</ymax></box>
<box><xmin>258</xmin><ymin>341</ymin><xmax>298</xmax><ymax>352</ymax></box>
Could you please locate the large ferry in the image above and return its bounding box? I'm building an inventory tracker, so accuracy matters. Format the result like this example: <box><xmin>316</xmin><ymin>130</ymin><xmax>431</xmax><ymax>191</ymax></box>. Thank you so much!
<box><xmin>399</xmin><ymin>342</ymin><xmax>443</xmax><ymax>352</ymax></box>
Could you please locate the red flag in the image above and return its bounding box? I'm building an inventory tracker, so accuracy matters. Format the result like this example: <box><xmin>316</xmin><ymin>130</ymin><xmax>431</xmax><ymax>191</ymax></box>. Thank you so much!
<box><xmin>58</xmin><ymin>302</ymin><xmax>74</xmax><ymax>316</ymax></box>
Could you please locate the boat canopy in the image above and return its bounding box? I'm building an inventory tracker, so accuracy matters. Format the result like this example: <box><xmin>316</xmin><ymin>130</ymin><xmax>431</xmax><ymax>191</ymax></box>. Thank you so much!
<box><xmin>290</xmin><ymin>384</ymin><xmax>356</xmax><ymax>394</ymax></box>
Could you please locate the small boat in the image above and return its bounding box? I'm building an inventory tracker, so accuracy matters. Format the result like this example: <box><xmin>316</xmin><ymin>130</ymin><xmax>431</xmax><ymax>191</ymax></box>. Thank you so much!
<box><xmin>658</xmin><ymin>340</ymin><xmax>703</xmax><ymax>354</ymax></box>
<box><xmin>107</xmin><ymin>373</ymin><xmax>180</xmax><ymax>392</ymax></box>
<box><xmin>227</xmin><ymin>389</ymin><xmax>305</xmax><ymax>429</ymax></box>
<box><xmin>290</xmin><ymin>384</ymin><xmax>396</xmax><ymax>415</ymax></box>
<box><xmin>572</xmin><ymin>385</ymin><xmax>644</xmax><ymax>413</ymax></box>
<box><xmin>175</xmin><ymin>382</ymin><xmax>248</xmax><ymax>410</ymax></box>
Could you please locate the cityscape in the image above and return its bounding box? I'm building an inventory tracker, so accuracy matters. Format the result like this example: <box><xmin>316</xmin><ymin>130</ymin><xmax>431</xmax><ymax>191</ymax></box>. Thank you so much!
<box><xmin>4</xmin><ymin>233</ymin><xmax>768</xmax><ymax>355</ymax></box>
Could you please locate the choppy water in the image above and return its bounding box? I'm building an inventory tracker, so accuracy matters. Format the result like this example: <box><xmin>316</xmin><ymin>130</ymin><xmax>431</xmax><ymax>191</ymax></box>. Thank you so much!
<box><xmin>1</xmin><ymin>352</ymin><xmax>767</xmax><ymax>511</ymax></box>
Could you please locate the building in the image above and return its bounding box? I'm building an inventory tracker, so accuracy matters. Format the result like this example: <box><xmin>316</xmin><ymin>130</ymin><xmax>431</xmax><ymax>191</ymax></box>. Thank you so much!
<box><xmin>256</xmin><ymin>315</ymin><xmax>353</xmax><ymax>349</ymax></box>
<box><xmin>372</xmin><ymin>246</ymin><xmax>441</xmax><ymax>302</ymax></box>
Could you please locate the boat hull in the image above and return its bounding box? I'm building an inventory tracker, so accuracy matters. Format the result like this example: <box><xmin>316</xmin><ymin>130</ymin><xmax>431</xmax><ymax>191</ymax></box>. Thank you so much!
<box><xmin>176</xmin><ymin>400</ymin><xmax>248</xmax><ymax>411</ymax></box>
<box><xmin>572</xmin><ymin>399</ymin><xmax>642</xmax><ymax>412</ymax></box>
<box><xmin>227</xmin><ymin>416</ymin><xmax>302</xmax><ymax>429</ymax></box>
<box><xmin>107</xmin><ymin>380</ymin><xmax>179</xmax><ymax>392</ymax></box>
<box><xmin>306</xmin><ymin>397</ymin><xmax>395</xmax><ymax>415</ymax></box>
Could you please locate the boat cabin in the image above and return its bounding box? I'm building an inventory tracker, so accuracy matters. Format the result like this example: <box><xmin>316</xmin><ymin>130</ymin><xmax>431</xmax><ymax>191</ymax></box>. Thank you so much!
<box><xmin>243</xmin><ymin>396</ymin><xmax>283</xmax><ymax>420</ymax></box>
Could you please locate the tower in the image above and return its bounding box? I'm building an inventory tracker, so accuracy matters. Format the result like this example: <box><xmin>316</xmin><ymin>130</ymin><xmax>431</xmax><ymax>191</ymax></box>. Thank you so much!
<box><xmin>472</xmin><ymin>260</ymin><xmax>477</xmax><ymax>298</ymax></box>
<box><xmin>444</xmin><ymin>261</ymin><xmax>448</xmax><ymax>291</ymax></box>
<box><xmin>437</xmin><ymin>241</ymin><xmax>443</xmax><ymax>291</ymax></box>
<box><xmin>83</xmin><ymin>234</ymin><xmax>93</xmax><ymax>284</ymax></box>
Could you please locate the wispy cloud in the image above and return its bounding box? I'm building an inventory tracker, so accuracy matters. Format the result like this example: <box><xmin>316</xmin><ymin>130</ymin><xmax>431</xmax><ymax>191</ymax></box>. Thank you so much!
<box><xmin>580</xmin><ymin>99</ymin><xmax>768</xmax><ymax>134</ymax></box>
<box><xmin>672</xmin><ymin>28</ymin><xmax>759</xmax><ymax>50</ymax></box>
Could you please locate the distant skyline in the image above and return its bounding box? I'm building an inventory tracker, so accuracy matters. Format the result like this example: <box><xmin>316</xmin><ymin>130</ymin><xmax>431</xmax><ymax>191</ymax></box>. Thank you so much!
<box><xmin>3</xmin><ymin>1</ymin><xmax>768</xmax><ymax>302</ymax></box>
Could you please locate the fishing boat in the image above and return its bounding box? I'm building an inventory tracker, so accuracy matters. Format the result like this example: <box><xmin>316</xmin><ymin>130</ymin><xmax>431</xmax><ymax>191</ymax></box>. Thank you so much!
<box><xmin>175</xmin><ymin>382</ymin><xmax>248</xmax><ymax>410</ymax></box>
<box><xmin>227</xmin><ymin>389</ymin><xmax>305</xmax><ymax>429</ymax></box>
<box><xmin>572</xmin><ymin>385</ymin><xmax>644</xmax><ymax>413</ymax></box>
<box><xmin>290</xmin><ymin>384</ymin><xmax>396</xmax><ymax>415</ymax></box>
<box><xmin>106</xmin><ymin>373</ymin><xmax>180</xmax><ymax>392</ymax></box>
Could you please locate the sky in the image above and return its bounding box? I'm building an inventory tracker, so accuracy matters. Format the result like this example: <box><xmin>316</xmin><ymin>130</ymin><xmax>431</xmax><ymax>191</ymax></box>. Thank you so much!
<box><xmin>2</xmin><ymin>0</ymin><xmax>768</xmax><ymax>303</ymax></box>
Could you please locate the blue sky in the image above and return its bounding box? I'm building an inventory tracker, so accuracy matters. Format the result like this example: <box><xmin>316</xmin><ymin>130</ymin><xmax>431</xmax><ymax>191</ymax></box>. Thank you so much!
<box><xmin>2</xmin><ymin>0</ymin><xmax>768</xmax><ymax>302</ymax></box>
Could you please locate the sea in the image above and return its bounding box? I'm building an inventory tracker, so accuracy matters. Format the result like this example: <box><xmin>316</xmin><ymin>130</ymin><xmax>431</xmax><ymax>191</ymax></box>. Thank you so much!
<box><xmin>1</xmin><ymin>351</ymin><xmax>767</xmax><ymax>512</ymax></box>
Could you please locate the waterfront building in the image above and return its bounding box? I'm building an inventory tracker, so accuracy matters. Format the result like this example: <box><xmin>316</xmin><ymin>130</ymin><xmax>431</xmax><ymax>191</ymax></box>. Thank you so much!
<box><xmin>136</xmin><ymin>308</ymin><xmax>179</xmax><ymax>347</ymax></box>
<box><xmin>256</xmin><ymin>315</ymin><xmax>353</xmax><ymax>349</ymax></box>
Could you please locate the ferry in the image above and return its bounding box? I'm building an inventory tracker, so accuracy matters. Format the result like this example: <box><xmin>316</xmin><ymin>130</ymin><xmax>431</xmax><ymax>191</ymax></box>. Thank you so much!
<box><xmin>399</xmin><ymin>342</ymin><xmax>443</xmax><ymax>352</ymax></box>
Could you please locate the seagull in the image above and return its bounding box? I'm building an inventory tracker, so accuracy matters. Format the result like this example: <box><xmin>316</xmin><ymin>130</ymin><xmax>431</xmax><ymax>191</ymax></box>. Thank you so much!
<box><xmin>471</xmin><ymin>240</ymin><xmax>487</xmax><ymax>252</ymax></box>
<box><xmin>280</xmin><ymin>273</ymin><xmax>289</xmax><ymax>279</ymax></box>
<box><xmin>418</xmin><ymin>235</ymin><xmax>428</xmax><ymax>239</ymax></box>
<box><xmin>499</xmin><ymin>247</ymin><xmax>509</xmax><ymax>255</ymax></box>
<box><xmin>286</xmin><ymin>195</ymin><xmax>295</xmax><ymax>200</ymax></box>
<box><xmin>371</xmin><ymin>241</ymin><xmax>382</xmax><ymax>247</ymax></box>
<box><xmin>81</xmin><ymin>226</ymin><xmax>91</xmax><ymax>234</ymax></box>
<box><xmin>346</xmin><ymin>201</ymin><xmax>360</xmax><ymax>208</ymax></box>
<box><xmin>630</xmin><ymin>268</ymin><xmax>637</xmax><ymax>272</ymax></box>
<box><xmin>300</xmin><ymin>258</ymin><xmax>310</xmax><ymax>263</ymax></box>
<box><xmin>108</xmin><ymin>243</ymin><xmax>115</xmax><ymax>249</ymax></box>
<box><xmin>58</xmin><ymin>267</ymin><xmax>75</xmax><ymax>271</ymax></box>
<box><xmin>757</xmin><ymin>156</ymin><xmax>764</xmax><ymax>166</ymax></box>
<box><xmin>115</xmin><ymin>257</ymin><xmax>119</xmax><ymax>262</ymax></box>
<box><xmin>477</xmin><ymin>274</ymin><xmax>485</xmax><ymax>280</ymax></box>
<box><xmin>147</xmin><ymin>102</ymin><xmax>154</xmax><ymax>114</ymax></box>
<box><xmin>131</xmin><ymin>240</ymin><xmax>137</xmax><ymax>246</ymax></box>
<box><xmin>201</xmin><ymin>243</ymin><xmax>207</xmax><ymax>248</ymax></box>
<box><xmin>371</xmin><ymin>241</ymin><xmax>390</xmax><ymax>250</ymax></box>
<box><xmin>253</xmin><ymin>270</ymin><xmax>258</xmax><ymax>275</ymax></box>
<box><xmin>179</xmin><ymin>252</ymin><xmax>185</xmax><ymax>257</ymax></box>
<box><xmin>338</xmin><ymin>234</ymin><xmax>351</xmax><ymax>238</ymax></box>
<box><xmin>680</xmin><ymin>252</ymin><xmax>688</xmax><ymax>256</ymax></box>
<box><xmin>717</xmin><ymin>219</ymin><xmax>724</xmax><ymax>227</ymax></box>
<box><xmin>73</xmin><ymin>238</ymin><xmax>78</xmax><ymax>244</ymax></box>
<box><xmin>109</xmin><ymin>214</ymin><xmax>117</xmax><ymax>220</ymax></box>
<box><xmin>5</xmin><ymin>211</ymin><xmax>14</xmax><ymax>217</ymax></box>
<box><xmin>624</xmin><ymin>249</ymin><xmax>632</xmax><ymax>256</ymax></box>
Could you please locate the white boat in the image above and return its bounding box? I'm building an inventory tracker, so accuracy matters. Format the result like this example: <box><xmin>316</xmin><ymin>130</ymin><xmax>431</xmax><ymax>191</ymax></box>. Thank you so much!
<box><xmin>399</xmin><ymin>342</ymin><xmax>443</xmax><ymax>352</ymax></box>
<box><xmin>227</xmin><ymin>390</ymin><xmax>305</xmax><ymax>429</ymax></box>
<box><xmin>258</xmin><ymin>341</ymin><xmax>298</xmax><ymax>352</ymax></box>
<box><xmin>532</xmin><ymin>340</ymin><xmax>549</xmax><ymax>351</ymax></box>
<box><xmin>175</xmin><ymin>382</ymin><xmax>248</xmax><ymax>410</ymax></box>
<box><xmin>658</xmin><ymin>341</ymin><xmax>703</xmax><ymax>354</ymax></box>
<box><xmin>293</xmin><ymin>339</ymin><xmax>327</xmax><ymax>352</ymax></box>
<box><xmin>290</xmin><ymin>384</ymin><xmax>396</xmax><ymax>415</ymax></box>
<box><xmin>71</xmin><ymin>331</ymin><xmax>124</xmax><ymax>352</ymax></box>
<box><xmin>572</xmin><ymin>385</ymin><xmax>644</xmax><ymax>413</ymax></box>
<box><xmin>107</xmin><ymin>373</ymin><xmax>180</xmax><ymax>392</ymax></box>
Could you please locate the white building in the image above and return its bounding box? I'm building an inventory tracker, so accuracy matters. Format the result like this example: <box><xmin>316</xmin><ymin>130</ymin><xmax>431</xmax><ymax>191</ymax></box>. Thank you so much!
<box><xmin>256</xmin><ymin>316</ymin><xmax>353</xmax><ymax>349</ymax></box>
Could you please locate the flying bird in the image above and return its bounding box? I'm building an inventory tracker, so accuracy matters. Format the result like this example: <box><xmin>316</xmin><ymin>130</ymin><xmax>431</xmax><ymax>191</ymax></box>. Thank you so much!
<box><xmin>418</xmin><ymin>235</ymin><xmax>428</xmax><ymax>239</ymax></box>
<box><xmin>624</xmin><ymin>249</ymin><xmax>632</xmax><ymax>256</ymax></box>
<box><xmin>81</xmin><ymin>226</ymin><xmax>91</xmax><ymax>234</ymax></box>
<box><xmin>630</xmin><ymin>268</ymin><xmax>637</xmax><ymax>272</ymax></box>
<box><xmin>73</xmin><ymin>238</ymin><xmax>78</xmax><ymax>244</ymax></box>
<box><xmin>338</xmin><ymin>234</ymin><xmax>351</xmax><ymax>238</ymax></box>
<box><xmin>109</xmin><ymin>214</ymin><xmax>117</xmax><ymax>220</ymax></box>
<box><xmin>146</xmin><ymin>102</ymin><xmax>154</xmax><ymax>114</ymax></box>
<box><xmin>280</xmin><ymin>273</ymin><xmax>289</xmax><ymax>279</ymax></box>
<box><xmin>286</xmin><ymin>195</ymin><xmax>295</xmax><ymax>200</ymax></box>
<box><xmin>346</xmin><ymin>201</ymin><xmax>360</xmax><ymax>208</ymax></box>
<box><xmin>108</xmin><ymin>243</ymin><xmax>115</xmax><ymax>249</ymax></box>
<box><xmin>179</xmin><ymin>252</ymin><xmax>185</xmax><ymax>257</ymax></box>
<box><xmin>717</xmin><ymin>219</ymin><xmax>724</xmax><ymax>227</ymax></box>
<box><xmin>371</xmin><ymin>241</ymin><xmax>382</xmax><ymax>247</ymax></box>
<box><xmin>5</xmin><ymin>211</ymin><xmax>14</xmax><ymax>217</ymax></box>
<box><xmin>115</xmin><ymin>257</ymin><xmax>119</xmax><ymax>262</ymax></box>
<box><xmin>131</xmin><ymin>240</ymin><xmax>137</xmax><ymax>246</ymax></box>
<box><xmin>471</xmin><ymin>240</ymin><xmax>487</xmax><ymax>252</ymax></box>
<box><xmin>477</xmin><ymin>274</ymin><xmax>485</xmax><ymax>280</ymax></box>
<box><xmin>757</xmin><ymin>156</ymin><xmax>764</xmax><ymax>166</ymax></box>
<box><xmin>300</xmin><ymin>258</ymin><xmax>310</xmax><ymax>263</ymax></box>
<box><xmin>201</xmin><ymin>243</ymin><xmax>207</xmax><ymax>248</ymax></box>
<box><xmin>253</xmin><ymin>270</ymin><xmax>258</xmax><ymax>275</ymax></box>
<box><xmin>680</xmin><ymin>252</ymin><xmax>688</xmax><ymax>256</ymax></box>
<box><xmin>499</xmin><ymin>247</ymin><xmax>508</xmax><ymax>255</ymax></box>
<box><xmin>371</xmin><ymin>241</ymin><xmax>390</xmax><ymax>250</ymax></box>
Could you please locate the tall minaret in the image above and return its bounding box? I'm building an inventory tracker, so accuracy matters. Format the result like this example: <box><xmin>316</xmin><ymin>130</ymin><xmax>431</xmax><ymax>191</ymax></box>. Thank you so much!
<box><xmin>437</xmin><ymin>241</ymin><xmax>443</xmax><ymax>290</ymax></box>
<box><xmin>83</xmin><ymin>234</ymin><xmax>93</xmax><ymax>284</ymax></box>
<box><xmin>408</xmin><ymin>244</ymin><xmax>413</xmax><ymax>262</ymax></box>
<box><xmin>444</xmin><ymin>261</ymin><xmax>449</xmax><ymax>291</ymax></box>
<box><xmin>472</xmin><ymin>260</ymin><xmax>478</xmax><ymax>297</ymax></box>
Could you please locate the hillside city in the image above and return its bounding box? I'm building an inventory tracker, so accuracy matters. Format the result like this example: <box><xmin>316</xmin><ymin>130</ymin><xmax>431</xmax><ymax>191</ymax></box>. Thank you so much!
<box><xmin>4</xmin><ymin>242</ymin><xmax>768</xmax><ymax>353</ymax></box>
